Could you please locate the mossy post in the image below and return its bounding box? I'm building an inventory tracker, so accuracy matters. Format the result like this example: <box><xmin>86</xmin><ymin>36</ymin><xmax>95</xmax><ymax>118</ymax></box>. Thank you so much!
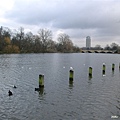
<box><xmin>89</xmin><ymin>67</ymin><xmax>92</xmax><ymax>78</ymax></box>
<box><xmin>112</xmin><ymin>63</ymin><xmax>115</xmax><ymax>71</ymax></box>
<box><xmin>39</xmin><ymin>87</ymin><xmax>44</xmax><ymax>95</ymax></box>
<box><xmin>69</xmin><ymin>69</ymin><xmax>74</xmax><ymax>81</ymax></box>
<box><xmin>102</xmin><ymin>63</ymin><xmax>106</xmax><ymax>75</ymax></box>
<box><xmin>39</xmin><ymin>74</ymin><xmax>44</xmax><ymax>88</ymax></box>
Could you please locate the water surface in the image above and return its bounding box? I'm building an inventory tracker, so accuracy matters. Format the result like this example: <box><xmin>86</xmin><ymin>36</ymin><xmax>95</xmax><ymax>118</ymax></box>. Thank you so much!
<box><xmin>0</xmin><ymin>53</ymin><xmax>120</xmax><ymax>120</ymax></box>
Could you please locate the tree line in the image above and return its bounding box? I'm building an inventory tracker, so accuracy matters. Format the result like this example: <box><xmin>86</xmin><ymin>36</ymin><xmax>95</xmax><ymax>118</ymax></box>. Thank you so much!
<box><xmin>0</xmin><ymin>26</ymin><xmax>80</xmax><ymax>54</ymax></box>
<box><xmin>93</xmin><ymin>43</ymin><xmax>120</xmax><ymax>51</ymax></box>
<box><xmin>82</xmin><ymin>43</ymin><xmax>120</xmax><ymax>51</ymax></box>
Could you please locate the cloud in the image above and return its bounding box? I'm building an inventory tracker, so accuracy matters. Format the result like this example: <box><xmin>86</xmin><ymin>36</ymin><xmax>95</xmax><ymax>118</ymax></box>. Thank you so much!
<box><xmin>5</xmin><ymin>0</ymin><xmax>120</xmax><ymax>28</ymax></box>
<box><xmin>1</xmin><ymin>0</ymin><xmax>120</xmax><ymax>47</ymax></box>
<box><xmin>5</xmin><ymin>0</ymin><xmax>59</xmax><ymax>25</ymax></box>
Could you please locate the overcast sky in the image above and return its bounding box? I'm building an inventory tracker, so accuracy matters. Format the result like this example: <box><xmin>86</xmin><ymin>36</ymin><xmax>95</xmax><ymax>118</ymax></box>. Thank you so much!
<box><xmin>0</xmin><ymin>0</ymin><xmax>120</xmax><ymax>47</ymax></box>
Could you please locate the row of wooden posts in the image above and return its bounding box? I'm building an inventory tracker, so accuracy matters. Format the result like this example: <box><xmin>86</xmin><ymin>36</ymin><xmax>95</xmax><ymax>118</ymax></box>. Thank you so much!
<box><xmin>36</xmin><ymin>63</ymin><xmax>117</xmax><ymax>90</ymax></box>
<box><xmin>88</xmin><ymin>63</ymin><xmax>115</xmax><ymax>78</ymax></box>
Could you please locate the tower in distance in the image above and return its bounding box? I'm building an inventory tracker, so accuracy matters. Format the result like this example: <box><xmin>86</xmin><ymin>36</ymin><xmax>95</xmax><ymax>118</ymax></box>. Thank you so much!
<box><xmin>86</xmin><ymin>36</ymin><xmax>91</xmax><ymax>49</ymax></box>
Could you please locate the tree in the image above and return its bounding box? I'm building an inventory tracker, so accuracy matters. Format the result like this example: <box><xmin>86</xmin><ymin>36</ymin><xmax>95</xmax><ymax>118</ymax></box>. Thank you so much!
<box><xmin>16</xmin><ymin>27</ymin><xmax>25</xmax><ymax>51</ymax></box>
<box><xmin>0</xmin><ymin>26</ymin><xmax>81</xmax><ymax>53</ymax></box>
<box><xmin>94</xmin><ymin>45</ymin><xmax>103</xmax><ymax>50</ymax></box>
<box><xmin>104</xmin><ymin>44</ymin><xmax>111</xmax><ymax>50</ymax></box>
<box><xmin>22</xmin><ymin>32</ymin><xmax>34</xmax><ymax>53</ymax></box>
<box><xmin>0</xmin><ymin>26</ymin><xmax>4</xmax><ymax>51</ymax></box>
<box><xmin>0</xmin><ymin>26</ymin><xmax>12</xmax><ymax>52</ymax></box>
<box><xmin>4</xmin><ymin>37</ymin><xmax>11</xmax><ymax>45</ymax></box>
<box><xmin>33</xmin><ymin>35</ymin><xmax>42</xmax><ymax>53</ymax></box>
<box><xmin>110</xmin><ymin>43</ymin><xmax>119</xmax><ymax>50</ymax></box>
<box><xmin>1</xmin><ymin>27</ymin><xmax>11</xmax><ymax>38</ymax></box>
<box><xmin>73</xmin><ymin>46</ymin><xmax>81</xmax><ymax>52</ymax></box>
<box><xmin>47</xmin><ymin>40</ymin><xmax>57</xmax><ymax>52</ymax></box>
<box><xmin>3</xmin><ymin>45</ymin><xmax>20</xmax><ymax>53</ymax></box>
<box><xmin>57</xmin><ymin>33</ymin><xmax>73</xmax><ymax>52</ymax></box>
<box><xmin>38</xmin><ymin>29</ymin><xmax>52</xmax><ymax>53</ymax></box>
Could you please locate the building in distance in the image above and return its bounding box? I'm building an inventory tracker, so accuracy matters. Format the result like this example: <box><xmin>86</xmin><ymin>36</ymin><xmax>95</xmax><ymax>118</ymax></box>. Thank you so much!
<box><xmin>86</xmin><ymin>36</ymin><xmax>91</xmax><ymax>49</ymax></box>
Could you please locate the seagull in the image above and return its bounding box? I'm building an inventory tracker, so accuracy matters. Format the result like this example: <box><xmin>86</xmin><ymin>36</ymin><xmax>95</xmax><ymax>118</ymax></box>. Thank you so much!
<box><xmin>70</xmin><ymin>67</ymin><xmax>73</xmax><ymax>70</ymax></box>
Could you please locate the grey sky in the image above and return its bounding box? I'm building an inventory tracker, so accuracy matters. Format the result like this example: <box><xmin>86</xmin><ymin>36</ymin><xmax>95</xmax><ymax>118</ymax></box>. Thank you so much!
<box><xmin>0</xmin><ymin>0</ymin><xmax>120</xmax><ymax>47</ymax></box>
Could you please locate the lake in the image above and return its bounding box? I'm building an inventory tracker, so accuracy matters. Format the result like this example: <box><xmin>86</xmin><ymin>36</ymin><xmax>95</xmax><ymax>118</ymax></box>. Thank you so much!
<box><xmin>0</xmin><ymin>53</ymin><xmax>120</xmax><ymax>120</ymax></box>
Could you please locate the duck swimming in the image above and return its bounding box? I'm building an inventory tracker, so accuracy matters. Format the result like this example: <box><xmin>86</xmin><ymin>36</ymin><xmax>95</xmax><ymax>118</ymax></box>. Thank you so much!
<box><xmin>35</xmin><ymin>88</ymin><xmax>40</xmax><ymax>91</ymax></box>
<box><xmin>13</xmin><ymin>85</ymin><xmax>17</xmax><ymax>88</ymax></box>
<box><xmin>8</xmin><ymin>90</ymin><xmax>13</xmax><ymax>96</ymax></box>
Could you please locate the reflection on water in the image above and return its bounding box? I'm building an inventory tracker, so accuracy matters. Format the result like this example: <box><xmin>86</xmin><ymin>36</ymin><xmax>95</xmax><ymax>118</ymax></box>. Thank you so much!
<box><xmin>69</xmin><ymin>80</ymin><xmax>74</xmax><ymax>89</ymax></box>
<box><xmin>0</xmin><ymin>53</ymin><xmax>120</xmax><ymax>120</ymax></box>
<box><xmin>38</xmin><ymin>87</ymin><xmax>44</xmax><ymax>95</ymax></box>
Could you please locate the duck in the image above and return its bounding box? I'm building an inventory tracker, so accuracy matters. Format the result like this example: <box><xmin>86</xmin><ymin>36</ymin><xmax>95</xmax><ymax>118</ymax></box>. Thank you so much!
<box><xmin>13</xmin><ymin>85</ymin><xmax>17</xmax><ymax>88</ymax></box>
<box><xmin>8</xmin><ymin>90</ymin><xmax>13</xmax><ymax>96</ymax></box>
<box><xmin>35</xmin><ymin>88</ymin><xmax>40</xmax><ymax>91</ymax></box>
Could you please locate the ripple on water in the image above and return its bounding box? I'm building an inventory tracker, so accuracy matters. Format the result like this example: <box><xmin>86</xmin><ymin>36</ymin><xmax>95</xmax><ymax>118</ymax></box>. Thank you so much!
<box><xmin>0</xmin><ymin>54</ymin><xmax>120</xmax><ymax>120</ymax></box>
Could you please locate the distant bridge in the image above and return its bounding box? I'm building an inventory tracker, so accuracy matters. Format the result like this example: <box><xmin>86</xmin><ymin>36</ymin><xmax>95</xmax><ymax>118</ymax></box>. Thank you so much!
<box><xmin>81</xmin><ymin>50</ymin><xmax>117</xmax><ymax>53</ymax></box>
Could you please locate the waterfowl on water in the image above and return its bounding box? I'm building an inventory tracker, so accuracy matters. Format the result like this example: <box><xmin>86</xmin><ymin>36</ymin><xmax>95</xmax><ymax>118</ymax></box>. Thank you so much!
<box><xmin>8</xmin><ymin>90</ymin><xmax>13</xmax><ymax>96</ymax></box>
<box><xmin>13</xmin><ymin>85</ymin><xmax>17</xmax><ymax>88</ymax></box>
<box><xmin>35</xmin><ymin>88</ymin><xmax>40</xmax><ymax>91</ymax></box>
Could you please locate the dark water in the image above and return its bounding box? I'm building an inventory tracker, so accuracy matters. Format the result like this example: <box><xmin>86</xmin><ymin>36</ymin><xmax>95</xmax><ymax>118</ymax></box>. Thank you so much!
<box><xmin>0</xmin><ymin>53</ymin><xmax>120</xmax><ymax>120</ymax></box>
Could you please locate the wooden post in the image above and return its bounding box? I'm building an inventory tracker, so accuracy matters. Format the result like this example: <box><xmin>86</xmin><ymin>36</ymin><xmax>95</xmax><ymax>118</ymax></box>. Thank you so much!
<box><xmin>39</xmin><ymin>74</ymin><xmax>44</xmax><ymax>88</ymax></box>
<box><xmin>119</xmin><ymin>63</ymin><xmax>120</xmax><ymax>70</ymax></box>
<box><xmin>112</xmin><ymin>64</ymin><xmax>115</xmax><ymax>71</ymax></box>
<box><xmin>102</xmin><ymin>63</ymin><xmax>106</xmax><ymax>75</ymax></box>
<box><xmin>89</xmin><ymin>67</ymin><xmax>92</xmax><ymax>78</ymax></box>
<box><xmin>69</xmin><ymin>69</ymin><xmax>74</xmax><ymax>81</ymax></box>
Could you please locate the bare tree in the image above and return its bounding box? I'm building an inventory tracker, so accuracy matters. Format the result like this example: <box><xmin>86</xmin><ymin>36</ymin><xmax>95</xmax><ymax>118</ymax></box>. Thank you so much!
<box><xmin>57</xmin><ymin>33</ymin><xmax>73</xmax><ymax>52</ymax></box>
<box><xmin>38</xmin><ymin>29</ymin><xmax>52</xmax><ymax>52</ymax></box>
<box><xmin>0</xmin><ymin>26</ymin><xmax>12</xmax><ymax>51</ymax></box>
<box><xmin>94</xmin><ymin>44</ymin><xmax>103</xmax><ymax>50</ymax></box>
<box><xmin>47</xmin><ymin>40</ymin><xmax>57</xmax><ymax>52</ymax></box>
<box><xmin>104</xmin><ymin>44</ymin><xmax>111</xmax><ymax>50</ymax></box>
<box><xmin>110</xmin><ymin>42</ymin><xmax>119</xmax><ymax>50</ymax></box>
<box><xmin>12</xmin><ymin>27</ymin><xmax>25</xmax><ymax>51</ymax></box>
<box><xmin>23</xmin><ymin>32</ymin><xmax>34</xmax><ymax>52</ymax></box>
<box><xmin>33</xmin><ymin>35</ymin><xmax>42</xmax><ymax>53</ymax></box>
